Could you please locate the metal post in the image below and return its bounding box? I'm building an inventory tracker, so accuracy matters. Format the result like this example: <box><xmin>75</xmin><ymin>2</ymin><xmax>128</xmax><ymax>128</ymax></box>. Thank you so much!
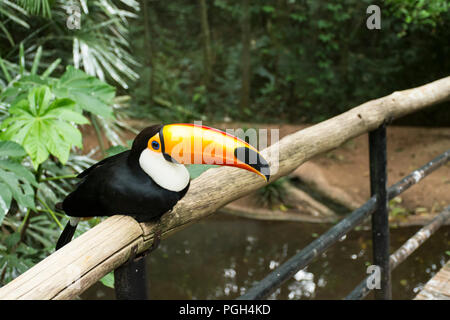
<box><xmin>114</xmin><ymin>255</ymin><xmax>148</xmax><ymax>300</ymax></box>
<box><xmin>369</xmin><ymin>123</ymin><xmax>391</xmax><ymax>300</ymax></box>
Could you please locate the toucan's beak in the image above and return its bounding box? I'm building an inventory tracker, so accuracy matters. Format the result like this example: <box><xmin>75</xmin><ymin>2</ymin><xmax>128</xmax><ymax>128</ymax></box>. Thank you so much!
<box><xmin>159</xmin><ymin>124</ymin><xmax>270</xmax><ymax>182</ymax></box>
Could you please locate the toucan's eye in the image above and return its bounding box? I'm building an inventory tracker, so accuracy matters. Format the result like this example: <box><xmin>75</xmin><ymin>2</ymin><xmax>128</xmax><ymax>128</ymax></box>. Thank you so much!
<box><xmin>151</xmin><ymin>140</ymin><xmax>160</xmax><ymax>150</ymax></box>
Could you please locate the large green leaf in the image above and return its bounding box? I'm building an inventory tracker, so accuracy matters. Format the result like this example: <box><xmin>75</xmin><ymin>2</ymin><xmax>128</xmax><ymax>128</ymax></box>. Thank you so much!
<box><xmin>0</xmin><ymin>160</ymin><xmax>37</xmax><ymax>187</ymax></box>
<box><xmin>100</xmin><ymin>272</ymin><xmax>115</xmax><ymax>289</ymax></box>
<box><xmin>0</xmin><ymin>182</ymin><xmax>12</xmax><ymax>225</ymax></box>
<box><xmin>0</xmin><ymin>74</ymin><xmax>50</xmax><ymax>105</ymax></box>
<box><xmin>0</xmin><ymin>140</ymin><xmax>27</xmax><ymax>158</ymax></box>
<box><xmin>0</xmin><ymin>140</ymin><xmax>36</xmax><ymax>224</ymax></box>
<box><xmin>0</xmin><ymin>165</ymin><xmax>35</xmax><ymax>225</ymax></box>
<box><xmin>53</xmin><ymin>66</ymin><xmax>115</xmax><ymax>118</ymax></box>
<box><xmin>22</xmin><ymin>122</ymin><xmax>49</xmax><ymax>169</ymax></box>
<box><xmin>0</xmin><ymin>86</ymin><xmax>89</xmax><ymax>169</ymax></box>
<box><xmin>0</xmin><ymin>169</ymin><xmax>34</xmax><ymax>207</ymax></box>
<box><xmin>1</xmin><ymin>67</ymin><xmax>115</xmax><ymax>120</ymax></box>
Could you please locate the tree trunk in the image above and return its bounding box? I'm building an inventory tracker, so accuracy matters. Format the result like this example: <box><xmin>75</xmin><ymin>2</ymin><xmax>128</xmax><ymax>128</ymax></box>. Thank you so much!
<box><xmin>199</xmin><ymin>0</ymin><xmax>212</xmax><ymax>86</ymax></box>
<box><xmin>240</xmin><ymin>0</ymin><xmax>251</xmax><ymax>114</ymax></box>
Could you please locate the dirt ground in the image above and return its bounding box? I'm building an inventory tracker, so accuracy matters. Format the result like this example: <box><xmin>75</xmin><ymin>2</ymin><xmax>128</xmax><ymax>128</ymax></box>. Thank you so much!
<box><xmin>80</xmin><ymin>120</ymin><xmax>450</xmax><ymax>224</ymax></box>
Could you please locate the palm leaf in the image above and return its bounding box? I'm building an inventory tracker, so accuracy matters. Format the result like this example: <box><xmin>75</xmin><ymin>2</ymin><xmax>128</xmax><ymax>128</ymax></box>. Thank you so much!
<box><xmin>16</xmin><ymin>0</ymin><xmax>52</xmax><ymax>18</ymax></box>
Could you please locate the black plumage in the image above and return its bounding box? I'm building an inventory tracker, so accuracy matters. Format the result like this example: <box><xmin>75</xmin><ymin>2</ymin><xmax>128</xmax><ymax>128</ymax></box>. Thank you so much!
<box><xmin>56</xmin><ymin>125</ymin><xmax>189</xmax><ymax>250</ymax></box>
<box><xmin>62</xmin><ymin>125</ymin><xmax>189</xmax><ymax>222</ymax></box>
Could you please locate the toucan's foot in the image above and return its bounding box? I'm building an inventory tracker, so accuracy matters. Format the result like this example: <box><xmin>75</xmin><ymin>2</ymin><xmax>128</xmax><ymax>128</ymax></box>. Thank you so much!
<box><xmin>131</xmin><ymin>215</ymin><xmax>164</xmax><ymax>262</ymax></box>
<box><xmin>130</xmin><ymin>228</ymin><xmax>162</xmax><ymax>262</ymax></box>
<box><xmin>149</xmin><ymin>228</ymin><xmax>161</xmax><ymax>252</ymax></box>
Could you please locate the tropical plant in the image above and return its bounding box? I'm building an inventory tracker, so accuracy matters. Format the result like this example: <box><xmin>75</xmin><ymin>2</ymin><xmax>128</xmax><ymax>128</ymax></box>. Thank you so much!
<box><xmin>129</xmin><ymin>0</ymin><xmax>450</xmax><ymax>124</ymax></box>
<box><xmin>0</xmin><ymin>141</ymin><xmax>36</xmax><ymax>225</ymax></box>
<box><xmin>0</xmin><ymin>152</ymin><xmax>98</xmax><ymax>285</ymax></box>
<box><xmin>257</xmin><ymin>177</ymin><xmax>289</xmax><ymax>209</ymax></box>
<box><xmin>0</xmin><ymin>0</ymin><xmax>139</xmax><ymax>88</ymax></box>
<box><xmin>386</xmin><ymin>0</ymin><xmax>450</xmax><ymax>36</ymax></box>
<box><xmin>0</xmin><ymin>81</ymin><xmax>109</xmax><ymax>287</ymax></box>
<box><xmin>0</xmin><ymin>0</ymin><xmax>139</xmax><ymax>152</ymax></box>
<box><xmin>0</xmin><ymin>13</ymin><xmax>123</xmax><ymax>285</ymax></box>
<box><xmin>0</xmin><ymin>0</ymin><xmax>30</xmax><ymax>46</ymax></box>
<box><xmin>0</xmin><ymin>44</ymin><xmax>116</xmax><ymax>116</ymax></box>
<box><xmin>0</xmin><ymin>87</ymin><xmax>110</xmax><ymax>287</ymax></box>
<box><xmin>1</xmin><ymin>86</ymin><xmax>89</xmax><ymax>169</ymax></box>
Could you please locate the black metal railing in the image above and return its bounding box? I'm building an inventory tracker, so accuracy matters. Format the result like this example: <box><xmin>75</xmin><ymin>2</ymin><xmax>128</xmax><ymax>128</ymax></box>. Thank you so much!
<box><xmin>369</xmin><ymin>124</ymin><xmax>391</xmax><ymax>299</ymax></box>
<box><xmin>345</xmin><ymin>205</ymin><xmax>450</xmax><ymax>300</ymax></box>
<box><xmin>114</xmin><ymin>253</ymin><xmax>148</xmax><ymax>300</ymax></box>
<box><xmin>237</xmin><ymin>126</ymin><xmax>449</xmax><ymax>300</ymax></box>
<box><xmin>114</xmin><ymin>124</ymin><xmax>450</xmax><ymax>300</ymax></box>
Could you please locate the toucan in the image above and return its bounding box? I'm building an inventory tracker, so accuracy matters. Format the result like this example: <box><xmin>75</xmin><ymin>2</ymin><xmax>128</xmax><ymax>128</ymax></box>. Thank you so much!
<box><xmin>55</xmin><ymin>123</ymin><xmax>270</xmax><ymax>250</ymax></box>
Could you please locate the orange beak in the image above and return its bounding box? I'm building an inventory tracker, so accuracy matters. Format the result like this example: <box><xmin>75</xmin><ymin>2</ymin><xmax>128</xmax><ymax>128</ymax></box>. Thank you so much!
<box><xmin>159</xmin><ymin>124</ymin><xmax>270</xmax><ymax>182</ymax></box>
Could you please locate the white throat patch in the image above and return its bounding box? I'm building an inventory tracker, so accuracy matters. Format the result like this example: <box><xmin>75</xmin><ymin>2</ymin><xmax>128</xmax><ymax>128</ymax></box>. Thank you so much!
<box><xmin>139</xmin><ymin>148</ymin><xmax>190</xmax><ymax>192</ymax></box>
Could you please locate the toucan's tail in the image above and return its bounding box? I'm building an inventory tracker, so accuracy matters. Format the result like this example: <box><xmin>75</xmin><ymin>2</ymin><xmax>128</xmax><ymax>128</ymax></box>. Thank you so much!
<box><xmin>55</xmin><ymin>218</ymin><xmax>79</xmax><ymax>250</ymax></box>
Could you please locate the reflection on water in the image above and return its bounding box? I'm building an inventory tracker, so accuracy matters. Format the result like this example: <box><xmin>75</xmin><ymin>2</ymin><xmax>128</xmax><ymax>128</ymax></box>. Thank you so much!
<box><xmin>286</xmin><ymin>269</ymin><xmax>316</xmax><ymax>299</ymax></box>
<box><xmin>82</xmin><ymin>214</ymin><xmax>450</xmax><ymax>300</ymax></box>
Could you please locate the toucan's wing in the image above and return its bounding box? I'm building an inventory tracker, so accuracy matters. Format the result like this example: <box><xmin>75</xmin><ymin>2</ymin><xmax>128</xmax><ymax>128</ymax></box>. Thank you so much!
<box><xmin>77</xmin><ymin>150</ymin><xmax>130</xmax><ymax>179</ymax></box>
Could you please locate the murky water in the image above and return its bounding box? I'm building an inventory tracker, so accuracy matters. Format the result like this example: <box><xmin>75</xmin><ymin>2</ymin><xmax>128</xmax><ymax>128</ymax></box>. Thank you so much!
<box><xmin>82</xmin><ymin>214</ymin><xmax>449</xmax><ymax>300</ymax></box>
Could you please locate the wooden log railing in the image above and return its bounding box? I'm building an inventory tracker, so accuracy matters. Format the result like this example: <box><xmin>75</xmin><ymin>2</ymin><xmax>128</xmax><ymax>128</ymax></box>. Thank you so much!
<box><xmin>0</xmin><ymin>76</ymin><xmax>449</xmax><ymax>300</ymax></box>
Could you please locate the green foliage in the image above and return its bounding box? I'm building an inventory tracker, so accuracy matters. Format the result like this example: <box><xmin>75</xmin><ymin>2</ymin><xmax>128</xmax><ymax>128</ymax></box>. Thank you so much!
<box><xmin>70</xmin><ymin>0</ymin><xmax>140</xmax><ymax>89</ymax></box>
<box><xmin>15</xmin><ymin>0</ymin><xmax>52</xmax><ymax>18</ymax></box>
<box><xmin>0</xmin><ymin>44</ymin><xmax>121</xmax><ymax>161</ymax></box>
<box><xmin>388</xmin><ymin>196</ymin><xmax>408</xmax><ymax>218</ymax></box>
<box><xmin>1</xmin><ymin>86</ymin><xmax>89</xmax><ymax>169</ymax></box>
<box><xmin>131</xmin><ymin>0</ymin><xmax>450</xmax><ymax>124</ymax></box>
<box><xmin>0</xmin><ymin>141</ymin><xmax>36</xmax><ymax>224</ymax></box>
<box><xmin>0</xmin><ymin>0</ymin><xmax>30</xmax><ymax>45</ymax></box>
<box><xmin>257</xmin><ymin>177</ymin><xmax>289</xmax><ymax>208</ymax></box>
<box><xmin>0</xmin><ymin>0</ymin><xmax>132</xmax><ymax>288</ymax></box>
<box><xmin>0</xmin><ymin>52</ymin><xmax>116</xmax><ymax>119</ymax></box>
<box><xmin>0</xmin><ymin>0</ymin><xmax>135</xmax><ymax>150</ymax></box>
<box><xmin>0</xmin><ymin>139</ymin><xmax>27</xmax><ymax>157</ymax></box>
<box><xmin>0</xmin><ymin>151</ymin><xmax>99</xmax><ymax>285</ymax></box>
<box><xmin>100</xmin><ymin>271</ymin><xmax>115</xmax><ymax>289</ymax></box>
<box><xmin>0</xmin><ymin>0</ymin><xmax>139</xmax><ymax>90</ymax></box>
<box><xmin>1</xmin><ymin>214</ymin><xmax>62</xmax><ymax>284</ymax></box>
<box><xmin>52</xmin><ymin>66</ymin><xmax>116</xmax><ymax>119</ymax></box>
<box><xmin>0</xmin><ymin>233</ymin><xmax>34</xmax><ymax>282</ymax></box>
<box><xmin>105</xmin><ymin>145</ymin><xmax>129</xmax><ymax>157</ymax></box>
<box><xmin>386</xmin><ymin>0</ymin><xmax>449</xmax><ymax>36</ymax></box>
